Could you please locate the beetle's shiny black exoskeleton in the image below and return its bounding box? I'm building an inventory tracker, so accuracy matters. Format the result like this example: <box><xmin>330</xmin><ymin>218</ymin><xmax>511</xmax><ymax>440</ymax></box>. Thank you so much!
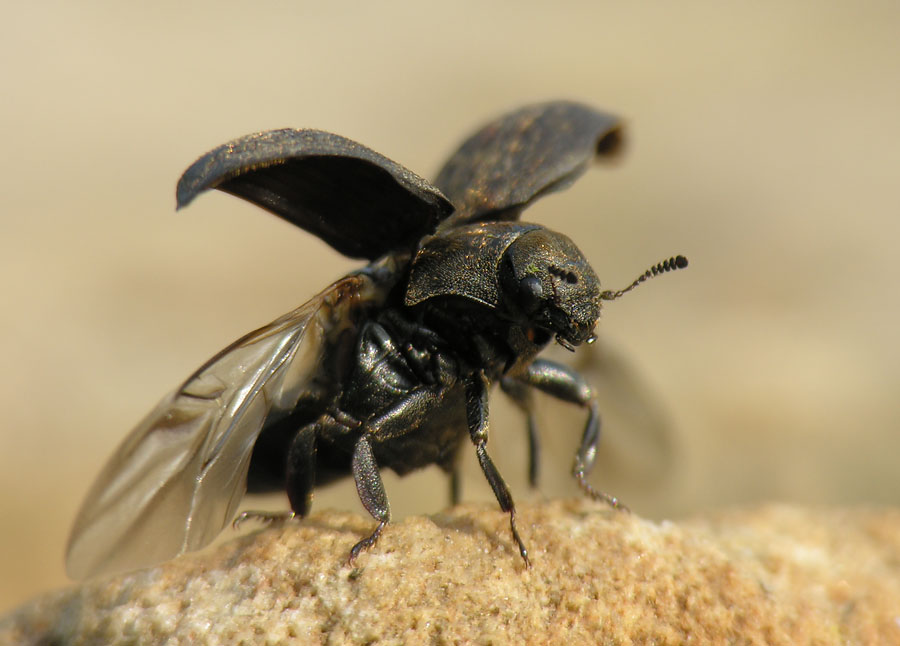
<box><xmin>66</xmin><ymin>101</ymin><xmax>687</xmax><ymax>578</ymax></box>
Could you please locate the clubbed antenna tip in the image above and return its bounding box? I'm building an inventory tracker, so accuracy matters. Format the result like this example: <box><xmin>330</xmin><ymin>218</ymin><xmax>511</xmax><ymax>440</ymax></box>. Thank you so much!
<box><xmin>600</xmin><ymin>255</ymin><xmax>688</xmax><ymax>301</ymax></box>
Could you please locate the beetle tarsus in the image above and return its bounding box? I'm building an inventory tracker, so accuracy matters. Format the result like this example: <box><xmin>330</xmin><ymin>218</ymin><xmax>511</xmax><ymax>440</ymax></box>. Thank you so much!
<box><xmin>574</xmin><ymin>472</ymin><xmax>631</xmax><ymax>513</ymax></box>
<box><xmin>349</xmin><ymin>521</ymin><xmax>386</xmax><ymax>564</ymax></box>
<box><xmin>509</xmin><ymin>509</ymin><xmax>532</xmax><ymax>568</ymax></box>
<box><xmin>232</xmin><ymin>510</ymin><xmax>296</xmax><ymax>530</ymax></box>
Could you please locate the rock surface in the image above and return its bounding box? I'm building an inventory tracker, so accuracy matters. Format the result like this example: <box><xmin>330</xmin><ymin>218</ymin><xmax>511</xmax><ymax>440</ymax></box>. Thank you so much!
<box><xmin>3</xmin><ymin>501</ymin><xmax>900</xmax><ymax>645</ymax></box>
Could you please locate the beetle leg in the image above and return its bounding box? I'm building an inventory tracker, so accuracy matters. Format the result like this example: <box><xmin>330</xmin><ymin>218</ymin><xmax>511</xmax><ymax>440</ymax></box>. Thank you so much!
<box><xmin>238</xmin><ymin>420</ymin><xmax>319</xmax><ymax>529</ymax></box>
<box><xmin>466</xmin><ymin>371</ymin><xmax>531</xmax><ymax>567</ymax></box>
<box><xmin>449</xmin><ymin>467</ymin><xmax>462</xmax><ymax>506</ymax></box>
<box><xmin>232</xmin><ymin>510</ymin><xmax>295</xmax><ymax>530</ymax></box>
<box><xmin>349</xmin><ymin>434</ymin><xmax>391</xmax><ymax>563</ymax></box>
<box><xmin>247</xmin><ymin>391</ymin><xmax>324</xmax><ymax>494</ymax></box>
<box><xmin>285</xmin><ymin>423</ymin><xmax>319</xmax><ymax>518</ymax></box>
<box><xmin>500</xmin><ymin>377</ymin><xmax>541</xmax><ymax>488</ymax></box>
<box><xmin>517</xmin><ymin>359</ymin><xmax>629</xmax><ymax>512</ymax></box>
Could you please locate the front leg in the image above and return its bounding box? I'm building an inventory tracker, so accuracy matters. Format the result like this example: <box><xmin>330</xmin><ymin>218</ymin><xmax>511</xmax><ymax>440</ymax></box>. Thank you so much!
<box><xmin>516</xmin><ymin>359</ymin><xmax>628</xmax><ymax>512</ymax></box>
<box><xmin>465</xmin><ymin>371</ymin><xmax>531</xmax><ymax>567</ymax></box>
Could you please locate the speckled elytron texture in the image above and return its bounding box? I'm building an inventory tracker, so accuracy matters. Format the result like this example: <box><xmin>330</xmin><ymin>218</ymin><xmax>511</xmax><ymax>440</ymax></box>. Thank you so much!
<box><xmin>4</xmin><ymin>500</ymin><xmax>900</xmax><ymax>645</ymax></box>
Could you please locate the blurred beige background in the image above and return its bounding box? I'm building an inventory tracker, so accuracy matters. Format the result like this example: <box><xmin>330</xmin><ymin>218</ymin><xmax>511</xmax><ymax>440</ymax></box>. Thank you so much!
<box><xmin>2</xmin><ymin>1</ymin><xmax>899</xmax><ymax>612</ymax></box>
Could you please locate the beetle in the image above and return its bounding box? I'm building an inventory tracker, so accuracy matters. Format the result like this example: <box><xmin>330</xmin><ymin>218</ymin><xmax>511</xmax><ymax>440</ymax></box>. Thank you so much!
<box><xmin>65</xmin><ymin>101</ymin><xmax>687</xmax><ymax>579</ymax></box>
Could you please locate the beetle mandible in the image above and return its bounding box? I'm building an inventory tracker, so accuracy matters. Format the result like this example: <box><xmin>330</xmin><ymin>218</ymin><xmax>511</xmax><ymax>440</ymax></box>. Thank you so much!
<box><xmin>66</xmin><ymin>101</ymin><xmax>687</xmax><ymax>578</ymax></box>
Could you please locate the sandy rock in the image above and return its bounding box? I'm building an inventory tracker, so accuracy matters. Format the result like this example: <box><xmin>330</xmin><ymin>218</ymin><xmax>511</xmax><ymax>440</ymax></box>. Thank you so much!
<box><xmin>3</xmin><ymin>500</ymin><xmax>900</xmax><ymax>645</ymax></box>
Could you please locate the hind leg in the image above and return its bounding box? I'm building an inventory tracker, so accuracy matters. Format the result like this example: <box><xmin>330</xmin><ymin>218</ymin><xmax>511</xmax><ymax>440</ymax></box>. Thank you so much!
<box><xmin>235</xmin><ymin>421</ymin><xmax>318</xmax><ymax>528</ymax></box>
<box><xmin>349</xmin><ymin>435</ymin><xmax>391</xmax><ymax>562</ymax></box>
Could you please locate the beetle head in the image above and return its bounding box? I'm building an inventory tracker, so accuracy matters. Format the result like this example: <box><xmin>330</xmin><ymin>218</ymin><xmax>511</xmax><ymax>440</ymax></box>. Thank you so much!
<box><xmin>501</xmin><ymin>228</ymin><xmax>600</xmax><ymax>349</ymax></box>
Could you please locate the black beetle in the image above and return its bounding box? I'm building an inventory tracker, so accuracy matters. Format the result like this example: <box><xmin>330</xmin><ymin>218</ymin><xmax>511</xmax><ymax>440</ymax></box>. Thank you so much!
<box><xmin>66</xmin><ymin>101</ymin><xmax>687</xmax><ymax>578</ymax></box>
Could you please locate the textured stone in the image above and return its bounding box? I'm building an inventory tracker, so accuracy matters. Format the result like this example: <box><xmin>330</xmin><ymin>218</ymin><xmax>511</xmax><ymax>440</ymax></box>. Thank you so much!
<box><xmin>3</xmin><ymin>501</ymin><xmax>900</xmax><ymax>645</ymax></box>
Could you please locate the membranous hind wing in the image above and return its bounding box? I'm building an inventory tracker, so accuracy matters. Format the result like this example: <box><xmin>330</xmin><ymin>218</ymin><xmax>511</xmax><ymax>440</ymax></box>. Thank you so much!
<box><xmin>176</xmin><ymin>129</ymin><xmax>455</xmax><ymax>260</ymax></box>
<box><xmin>434</xmin><ymin>101</ymin><xmax>625</xmax><ymax>226</ymax></box>
<box><xmin>66</xmin><ymin>274</ymin><xmax>377</xmax><ymax>579</ymax></box>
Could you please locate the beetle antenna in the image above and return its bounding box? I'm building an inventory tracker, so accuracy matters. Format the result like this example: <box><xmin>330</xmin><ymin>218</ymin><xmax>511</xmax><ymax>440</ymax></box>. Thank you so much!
<box><xmin>600</xmin><ymin>255</ymin><xmax>688</xmax><ymax>301</ymax></box>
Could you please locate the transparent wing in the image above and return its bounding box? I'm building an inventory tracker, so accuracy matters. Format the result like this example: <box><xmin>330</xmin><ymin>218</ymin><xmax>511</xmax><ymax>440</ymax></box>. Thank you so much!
<box><xmin>434</xmin><ymin>101</ymin><xmax>624</xmax><ymax>226</ymax></box>
<box><xmin>66</xmin><ymin>274</ymin><xmax>374</xmax><ymax>579</ymax></box>
<box><xmin>176</xmin><ymin>129</ymin><xmax>454</xmax><ymax>260</ymax></box>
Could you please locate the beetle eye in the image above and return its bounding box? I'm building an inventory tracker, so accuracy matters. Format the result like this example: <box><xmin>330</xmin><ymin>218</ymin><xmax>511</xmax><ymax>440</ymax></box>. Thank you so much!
<box><xmin>519</xmin><ymin>275</ymin><xmax>543</xmax><ymax>312</ymax></box>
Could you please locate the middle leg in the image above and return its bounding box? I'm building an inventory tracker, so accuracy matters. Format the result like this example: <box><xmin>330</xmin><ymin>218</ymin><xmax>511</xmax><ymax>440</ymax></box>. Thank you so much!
<box><xmin>466</xmin><ymin>370</ymin><xmax>531</xmax><ymax>567</ymax></box>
